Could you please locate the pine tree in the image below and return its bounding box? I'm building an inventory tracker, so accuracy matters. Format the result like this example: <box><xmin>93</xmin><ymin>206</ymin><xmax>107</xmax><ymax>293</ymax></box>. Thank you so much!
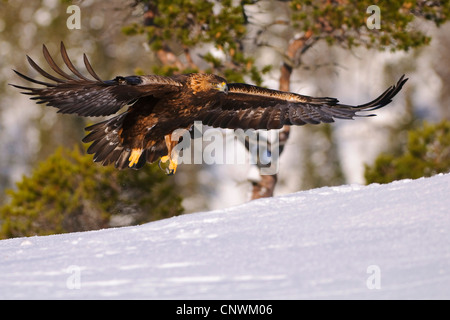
<box><xmin>0</xmin><ymin>146</ymin><xmax>183</xmax><ymax>239</ymax></box>
<box><xmin>364</xmin><ymin>121</ymin><xmax>450</xmax><ymax>184</ymax></box>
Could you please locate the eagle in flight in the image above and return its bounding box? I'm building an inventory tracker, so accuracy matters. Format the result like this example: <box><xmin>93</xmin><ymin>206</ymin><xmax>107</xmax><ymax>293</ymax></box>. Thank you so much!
<box><xmin>12</xmin><ymin>42</ymin><xmax>407</xmax><ymax>174</ymax></box>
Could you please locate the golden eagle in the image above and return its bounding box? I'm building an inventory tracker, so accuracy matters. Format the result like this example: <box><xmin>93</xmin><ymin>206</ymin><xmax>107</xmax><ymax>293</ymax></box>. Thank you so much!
<box><xmin>11</xmin><ymin>43</ymin><xmax>407</xmax><ymax>174</ymax></box>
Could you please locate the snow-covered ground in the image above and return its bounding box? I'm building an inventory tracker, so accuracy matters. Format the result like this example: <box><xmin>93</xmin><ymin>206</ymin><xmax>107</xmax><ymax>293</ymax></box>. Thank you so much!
<box><xmin>0</xmin><ymin>173</ymin><xmax>449</xmax><ymax>299</ymax></box>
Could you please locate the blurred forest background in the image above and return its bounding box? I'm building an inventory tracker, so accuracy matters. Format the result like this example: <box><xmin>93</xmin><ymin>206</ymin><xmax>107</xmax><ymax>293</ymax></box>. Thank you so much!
<box><xmin>0</xmin><ymin>0</ymin><xmax>449</xmax><ymax>238</ymax></box>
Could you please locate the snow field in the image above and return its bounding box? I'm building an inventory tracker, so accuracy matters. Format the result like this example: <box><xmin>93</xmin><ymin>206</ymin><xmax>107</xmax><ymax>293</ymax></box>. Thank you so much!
<box><xmin>0</xmin><ymin>173</ymin><xmax>449</xmax><ymax>299</ymax></box>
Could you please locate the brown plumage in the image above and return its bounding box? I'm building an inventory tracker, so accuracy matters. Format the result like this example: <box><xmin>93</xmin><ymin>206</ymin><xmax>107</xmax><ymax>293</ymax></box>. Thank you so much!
<box><xmin>11</xmin><ymin>42</ymin><xmax>408</xmax><ymax>173</ymax></box>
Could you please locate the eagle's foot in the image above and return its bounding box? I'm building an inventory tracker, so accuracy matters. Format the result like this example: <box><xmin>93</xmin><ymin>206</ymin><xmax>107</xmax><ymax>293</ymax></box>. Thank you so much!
<box><xmin>128</xmin><ymin>148</ymin><xmax>143</xmax><ymax>167</ymax></box>
<box><xmin>159</xmin><ymin>155</ymin><xmax>178</xmax><ymax>175</ymax></box>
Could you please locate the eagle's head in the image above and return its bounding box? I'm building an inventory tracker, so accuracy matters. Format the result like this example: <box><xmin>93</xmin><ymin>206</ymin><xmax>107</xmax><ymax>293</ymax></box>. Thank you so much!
<box><xmin>188</xmin><ymin>73</ymin><xmax>228</xmax><ymax>95</ymax></box>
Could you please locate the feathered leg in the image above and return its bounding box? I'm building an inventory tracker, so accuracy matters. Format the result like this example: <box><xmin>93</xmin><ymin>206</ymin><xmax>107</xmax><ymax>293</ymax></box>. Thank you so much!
<box><xmin>159</xmin><ymin>134</ymin><xmax>179</xmax><ymax>175</ymax></box>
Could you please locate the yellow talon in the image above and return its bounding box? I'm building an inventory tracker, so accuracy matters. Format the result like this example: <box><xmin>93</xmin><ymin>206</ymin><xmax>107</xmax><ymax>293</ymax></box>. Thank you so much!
<box><xmin>160</xmin><ymin>155</ymin><xmax>170</xmax><ymax>163</ymax></box>
<box><xmin>128</xmin><ymin>148</ymin><xmax>143</xmax><ymax>167</ymax></box>
<box><xmin>159</xmin><ymin>155</ymin><xmax>178</xmax><ymax>175</ymax></box>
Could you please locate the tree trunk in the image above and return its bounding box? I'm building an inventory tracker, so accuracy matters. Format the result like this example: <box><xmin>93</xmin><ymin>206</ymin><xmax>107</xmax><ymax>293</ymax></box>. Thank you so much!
<box><xmin>250</xmin><ymin>33</ymin><xmax>313</xmax><ymax>200</ymax></box>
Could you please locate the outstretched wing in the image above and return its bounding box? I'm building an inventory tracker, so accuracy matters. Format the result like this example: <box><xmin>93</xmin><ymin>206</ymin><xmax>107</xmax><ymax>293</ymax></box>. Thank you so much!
<box><xmin>10</xmin><ymin>42</ymin><xmax>183</xmax><ymax>117</ymax></box>
<box><xmin>201</xmin><ymin>75</ymin><xmax>407</xmax><ymax>130</ymax></box>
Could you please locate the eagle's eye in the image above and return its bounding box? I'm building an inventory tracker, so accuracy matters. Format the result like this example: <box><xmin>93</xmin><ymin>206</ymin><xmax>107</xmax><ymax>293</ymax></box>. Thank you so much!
<box><xmin>215</xmin><ymin>81</ymin><xmax>228</xmax><ymax>93</ymax></box>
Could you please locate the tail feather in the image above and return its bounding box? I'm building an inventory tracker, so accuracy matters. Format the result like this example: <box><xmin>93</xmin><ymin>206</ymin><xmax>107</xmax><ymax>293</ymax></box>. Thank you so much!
<box><xmin>93</xmin><ymin>140</ymin><xmax>119</xmax><ymax>163</ymax></box>
<box><xmin>115</xmin><ymin>148</ymin><xmax>133</xmax><ymax>170</ymax></box>
<box><xmin>82</xmin><ymin>113</ymin><xmax>166</xmax><ymax>170</ymax></box>
<box><xmin>83</xmin><ymin>113</ymin><xmax>133</xmax><ymax>169</ymax></box>
<box><xmin>103</xmin><ymin>148</ymin><xmax>125</xmax><ymax>166</ymax></box>
<box><xmin>147</xmin><ymin>141</ymin><xmax>169</xmax><ymax>163</ymax></box>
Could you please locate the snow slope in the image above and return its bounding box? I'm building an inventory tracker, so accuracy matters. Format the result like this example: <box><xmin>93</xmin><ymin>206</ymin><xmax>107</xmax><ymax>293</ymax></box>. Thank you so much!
<box><xmin>0</xmin><ymin>173</ymin><xmax>449</xmax><ymax>299</ymax></box>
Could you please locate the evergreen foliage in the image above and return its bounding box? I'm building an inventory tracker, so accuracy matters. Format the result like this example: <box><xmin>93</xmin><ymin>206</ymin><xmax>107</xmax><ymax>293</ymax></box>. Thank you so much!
<box><xmin>364</xmin><ymin>121</ymin><xmax>450</xmax><ymax>184</ymax></box>
<box><xmin>123</xmin><ymin>0</ymin><xmax>270</xmax><ymax>83</ymax></box>
<box><xmin>289</xmin><ymin>0</ymin><xmax>450</xmax><ymax>51</ymax></box>
<box><xmin>0</xmin><ymin>147</ymin><xmax>183</xmax><ymax>239</ymax></box>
